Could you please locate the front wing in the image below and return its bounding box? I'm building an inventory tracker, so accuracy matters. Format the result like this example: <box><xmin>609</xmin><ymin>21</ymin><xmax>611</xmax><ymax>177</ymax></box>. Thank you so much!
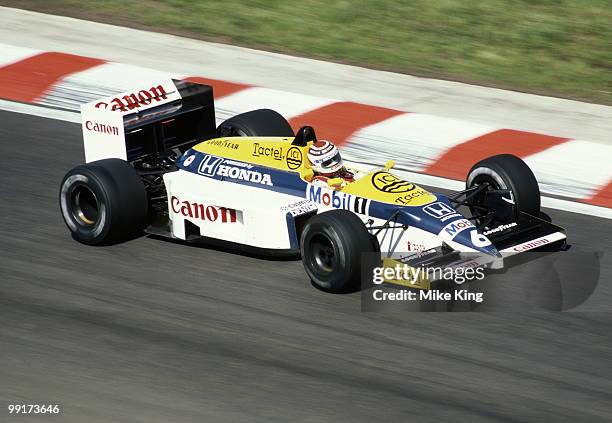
<box><xmin>378</xmin><ymin>213</ymin><xmax>567</xmax><ymax>289</ymax></box>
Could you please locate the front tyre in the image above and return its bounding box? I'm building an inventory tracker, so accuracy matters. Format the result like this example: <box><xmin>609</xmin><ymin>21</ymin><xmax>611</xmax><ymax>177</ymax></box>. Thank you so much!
<box><xmin>59</xmin><ymin>159</ymin><xmax>148</xmax><ymax>245</ymax></box>
<box><xmin>300</xmin><ymin>210</ymin><xmax>379</xmax><ymax>293</ymax></box>
<box><xmin>466</xmin><ymin>154</ymin><xmax>540</xmax><ymax>226</ymax></box>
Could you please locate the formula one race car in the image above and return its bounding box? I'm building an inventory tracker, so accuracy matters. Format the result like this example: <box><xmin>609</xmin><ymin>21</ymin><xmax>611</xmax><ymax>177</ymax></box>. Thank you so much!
<box><xmin>59</xmin><ymin>79</ymin><xmax>567</xmax><ymax>292</ymax></box>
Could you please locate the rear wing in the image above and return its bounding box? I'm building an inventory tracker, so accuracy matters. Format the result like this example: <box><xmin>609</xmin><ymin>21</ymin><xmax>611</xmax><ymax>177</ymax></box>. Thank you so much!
<box><xmin>81</xmin><ymin>79</ymin><xmax>216</xmax><ymax>163</ymax></box>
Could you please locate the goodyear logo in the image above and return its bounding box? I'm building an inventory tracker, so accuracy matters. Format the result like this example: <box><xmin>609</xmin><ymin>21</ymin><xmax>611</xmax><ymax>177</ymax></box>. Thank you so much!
<box><xmin>372</xmin><ymin>172</ymin><xmax>415</xmax><ymax>193</ymax></box>
<box><xmin>208</xmin><ymin>139</ymin><xmax>239</xmax><ymax>150</ymax></box>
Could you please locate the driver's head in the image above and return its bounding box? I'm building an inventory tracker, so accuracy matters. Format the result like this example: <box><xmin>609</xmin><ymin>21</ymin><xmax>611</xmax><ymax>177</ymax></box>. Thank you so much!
<box><xmin>307</xmin><ymin>140</ymin><xmax>344</xmax><ymax>176</ymax></box>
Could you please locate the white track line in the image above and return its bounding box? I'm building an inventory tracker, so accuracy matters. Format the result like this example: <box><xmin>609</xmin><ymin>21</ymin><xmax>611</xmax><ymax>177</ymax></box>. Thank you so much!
<box><xmin>0</xmin><ymin>43</ymin><xmax>41</xmax><ymax>67</ymax></box>
<box><xmin>398</xmin><ymin>169</ymin><xmax>612</xmax><ymax>220</ymax></box>
<box><xmin>0</xmin><ymin>99</ymin><xmax>81</xmax><ymax>123</ymax></box>
<box><xmin>345</xmin><ymin>113</ymin><xmax>494</xmax><ymax>171</ymax></box>
<box><xmin>1</xmin><ymin>99</ymin><xmax>610</xmax><ymax>220</ymax></box>
<box><xmin>525</xmin><ymin>140</ymin><xmax>612</xmax><ymax>199</ymax></box>
<box><xmin>214</xmin><ymin>87</ymin><xmax>336</xmax><ymax>119</ymax></box>
<box><xmin>38</xmin><ymin>63</ymin><xmax>186</xmax><ymax>111</ymax></box>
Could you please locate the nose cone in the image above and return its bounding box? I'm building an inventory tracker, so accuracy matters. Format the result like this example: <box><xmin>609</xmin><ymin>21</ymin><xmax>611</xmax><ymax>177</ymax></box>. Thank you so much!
<box><xmin>397</xmin><ymin>196</ymin><xmax>501</xmax><ymax>257</ymax></box>
<box><xmin>450</xmin><ymin>227</ymin><xmax>501</xmax><ymax>257</ymax></box>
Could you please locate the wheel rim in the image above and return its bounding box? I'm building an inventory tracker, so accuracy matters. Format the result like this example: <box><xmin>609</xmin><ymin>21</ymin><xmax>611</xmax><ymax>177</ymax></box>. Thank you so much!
<box><xmin>469</xmin><ymin>176</ymin><xmax>514</xmax><ymax>226</ymax></box>
<box><xmin>472</xmin><ymin>178</ymin><xmax>498</xmax><ymax>206</ymax></box>
<box><xmin>70</xmin><ymin>184</ymin><xmax>99</xmax><ymax>226</ymax></box>
<box><xmin>310</xmin><ymin>233</ymin><xmax>336</xmax><ymax>274</ymax></box>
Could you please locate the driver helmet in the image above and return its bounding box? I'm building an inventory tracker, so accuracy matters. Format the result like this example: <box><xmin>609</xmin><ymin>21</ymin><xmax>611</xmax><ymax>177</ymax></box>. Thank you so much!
<box><xmin>307</xmin><ymin>140</ymin><xmax>344</xmax><ymax>176</ymax></box>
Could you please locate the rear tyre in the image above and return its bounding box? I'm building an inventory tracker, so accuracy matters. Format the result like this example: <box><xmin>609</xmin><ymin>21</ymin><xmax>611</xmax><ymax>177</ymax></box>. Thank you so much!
<box><xmin>466</xmin><ymin>154</ymin><xmax>540</xmax><ymax>225</ymax></box>
<box><xmin>59</xmin><ymin>159</ymin><xmax>148</xmax><ymax>245</ymax></box>
<box><xmin>217</xmin><ymin>109</ymin><xmax>295</xmax><ymax>137</ymax></box>
<box><xmin>300</xmin><ymin>210</ymin><xmax>380</xmax><ymax>293</ymax></box>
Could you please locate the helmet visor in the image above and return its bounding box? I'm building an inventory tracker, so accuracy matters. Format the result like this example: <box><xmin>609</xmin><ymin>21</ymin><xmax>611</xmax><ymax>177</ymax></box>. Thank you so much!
<box><xmin>320</xmin><ymin>152</ymin><xmax>342</xmax><ymax>169</ymax></box>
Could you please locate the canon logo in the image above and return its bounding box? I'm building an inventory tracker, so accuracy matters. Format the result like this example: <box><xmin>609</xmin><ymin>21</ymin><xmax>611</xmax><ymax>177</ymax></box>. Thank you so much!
<box><xmin>513</xmin><ymin>238</ymin><xmax>550</xmax><ymax>252</ymax></box>
<box><xmin>95</xmin><ymin>84</ymin><xmax>169</xmax><ymax>112</ymax></box>
<box><xmin>85</xmin><ymin>120</ymin><xmax>119</xmax><ymax>136</ymax></box>
<box><xmin>171</xmin><ymin>196</ymin><xmax>237</xmax><ymax>223</ymax></box>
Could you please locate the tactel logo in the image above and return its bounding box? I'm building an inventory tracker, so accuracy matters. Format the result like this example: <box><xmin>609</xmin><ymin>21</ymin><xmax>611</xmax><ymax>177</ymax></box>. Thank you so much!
<box><xmin>395</xmin><ymin>189</ymin><xmax>429</xmax><ymax>205</ymax></box>
<box><xmin>252</xmin><ymin>143</ymin><xmax>283</xmax><ymax>161</ymax></box>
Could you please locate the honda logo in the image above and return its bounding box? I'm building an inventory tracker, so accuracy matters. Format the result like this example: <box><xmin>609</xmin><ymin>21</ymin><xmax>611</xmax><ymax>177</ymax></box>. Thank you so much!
<box><xmin>197</xmin><ymin>155</ymin><xmax>223</xmax><ymax>176</ymax></box>
<box><xmin>423</xmin><ymin>202</ymin><xmax>455</xmax><ymax>218</ymax></box>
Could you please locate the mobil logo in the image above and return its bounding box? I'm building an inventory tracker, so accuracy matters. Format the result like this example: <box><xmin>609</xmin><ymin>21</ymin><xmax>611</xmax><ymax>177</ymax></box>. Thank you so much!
<box><xmin>307</xmin><ymin>185</ymin><xmax>369</xmax><ymax>214</ymax></box>
<box><xmin>308</xmin><ymin>185</ymin><xmax>352</xmax><ymax>209</ymax></box>
<box><xmin>439</xmin><ymin>218</ymin><xmax>474</xmax><ymax>241</ymax></box>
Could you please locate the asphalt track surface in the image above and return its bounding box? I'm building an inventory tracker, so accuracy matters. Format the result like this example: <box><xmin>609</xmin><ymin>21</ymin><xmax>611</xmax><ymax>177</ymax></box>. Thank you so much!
<box><xmin>1</xmin><ymin>109</ymin><xmax>612</xmax><ymax>422</ymax></box>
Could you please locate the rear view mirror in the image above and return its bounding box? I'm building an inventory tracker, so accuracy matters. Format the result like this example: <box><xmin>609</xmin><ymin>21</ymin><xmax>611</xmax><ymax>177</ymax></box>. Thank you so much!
<box><xmin>384</xmin><ymin>160</ymin><xmax>395</xmax><ymax>170</ymax></box>
<box><xmin>327</xmin><ymin>177</ymin><xmax>344</xmax><ymax>188</ymax></box>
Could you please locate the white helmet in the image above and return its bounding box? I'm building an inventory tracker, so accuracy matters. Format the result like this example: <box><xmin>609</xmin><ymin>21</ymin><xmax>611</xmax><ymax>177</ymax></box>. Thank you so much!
<box><xmin>307</xmin><ymin>140</ymin><xmax>344</xmax><ymax>175</ymax></box>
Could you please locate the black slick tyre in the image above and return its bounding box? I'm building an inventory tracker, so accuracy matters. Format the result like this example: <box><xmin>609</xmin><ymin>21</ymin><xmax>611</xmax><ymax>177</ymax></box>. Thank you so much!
<box><xmin>217</xmin><ymin>109</ymin><xmax>295</xmax><ymax>137</ymax></box>
<box><xmin>466</xmin><ymin>154</ymin><xmax>540</xmax><ymax>224</ymax></box>
<box><xmin>59</xmin><ymin>158</ymin><xmax>148</xmax><ymax>245</ymax></box>
<box><xmin>300</xmin><ymin>210</ymin><xmax>379</xmax><ymax>293</ymax></box>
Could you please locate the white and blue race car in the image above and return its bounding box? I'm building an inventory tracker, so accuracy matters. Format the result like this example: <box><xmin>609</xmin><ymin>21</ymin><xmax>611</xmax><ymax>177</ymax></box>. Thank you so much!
<box><xmin>60</xmin><ymin>80</ymin><xmax>567</xmax><ymax>292</ymax></box>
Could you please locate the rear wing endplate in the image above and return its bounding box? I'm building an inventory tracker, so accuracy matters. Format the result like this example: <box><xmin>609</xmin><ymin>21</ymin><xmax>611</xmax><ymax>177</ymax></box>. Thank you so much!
<box><xmin>80</xmin><ymin>79</ymin><xmax>216</xmax><ymax>162</ymax></box>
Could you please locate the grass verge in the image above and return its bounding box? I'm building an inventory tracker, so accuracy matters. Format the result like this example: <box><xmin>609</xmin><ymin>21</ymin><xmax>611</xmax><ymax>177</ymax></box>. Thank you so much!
<box><xmin>2</xmin><ymin>0</ymin><xmax>611</xmax><ymax>104</ymax></box>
